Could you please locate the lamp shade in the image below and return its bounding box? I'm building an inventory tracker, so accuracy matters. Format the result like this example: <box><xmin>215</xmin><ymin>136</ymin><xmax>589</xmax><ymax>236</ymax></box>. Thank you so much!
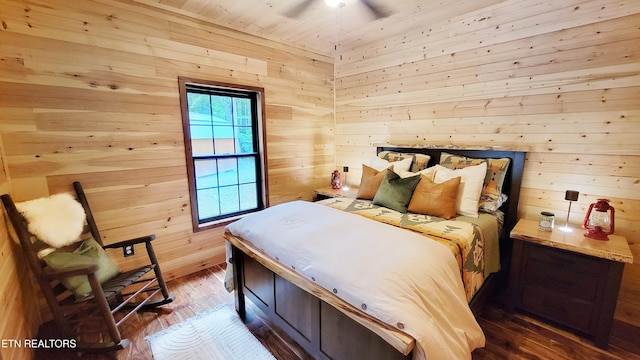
<box><xmin>565</xmin><ymin>190</ymin><xmax>579</xmax><ymax>201</ymax></box>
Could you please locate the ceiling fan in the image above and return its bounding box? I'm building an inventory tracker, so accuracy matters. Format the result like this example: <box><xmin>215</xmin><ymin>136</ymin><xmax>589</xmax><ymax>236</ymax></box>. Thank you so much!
<box><xmin>284</xmin><ymin>0</ymin><xmax>391</xmax><ymax>19</ymax></box>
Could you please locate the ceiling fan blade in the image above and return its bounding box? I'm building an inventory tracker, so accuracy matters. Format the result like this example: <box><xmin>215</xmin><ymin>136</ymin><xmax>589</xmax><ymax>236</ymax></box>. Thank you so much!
<box><xmin>284</xmin><ymin>0</ymin><xmax>317</xmax><ymax>18</ymax></box>
<box><xmin>360</xmin><ymin>0</ymin><xmax>391</xmax><ymax>19</ymax></box>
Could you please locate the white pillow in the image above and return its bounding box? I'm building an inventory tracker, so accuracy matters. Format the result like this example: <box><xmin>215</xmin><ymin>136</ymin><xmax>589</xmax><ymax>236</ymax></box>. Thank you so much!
<box><xmin>368</xmin><ymin>156</ymin><xmax>412</xmax><ymax>173</ymax></box>
<box><xmin>433</xmin><ymin>163</ymin><xmax>487</xmax><ymax>218</ymax></box>
<box><xmin>398</xmin><ymin>166</ymin><xmax>436</xmax><ymax>180</ymax></box>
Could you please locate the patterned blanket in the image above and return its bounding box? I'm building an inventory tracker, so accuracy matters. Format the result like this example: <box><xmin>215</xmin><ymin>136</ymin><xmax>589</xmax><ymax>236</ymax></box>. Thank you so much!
<box><xmin>318</xmin><ymin>197</ymin><xmax>502</xmax><ymax>301</ymax></box>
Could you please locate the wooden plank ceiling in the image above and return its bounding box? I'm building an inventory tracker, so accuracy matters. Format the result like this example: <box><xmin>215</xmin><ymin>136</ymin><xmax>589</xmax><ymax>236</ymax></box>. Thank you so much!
<box><xmin>133</xmin><ymin>0</ymin><xmax>489</xmax><ymax>56</ymax></box>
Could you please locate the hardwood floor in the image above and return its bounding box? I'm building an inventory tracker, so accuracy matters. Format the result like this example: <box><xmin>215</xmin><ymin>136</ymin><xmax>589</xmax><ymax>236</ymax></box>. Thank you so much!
<box><xmin>35</xmin><ymin>264</ymin><xmax>640</xmax><ymax>360</ymax></box>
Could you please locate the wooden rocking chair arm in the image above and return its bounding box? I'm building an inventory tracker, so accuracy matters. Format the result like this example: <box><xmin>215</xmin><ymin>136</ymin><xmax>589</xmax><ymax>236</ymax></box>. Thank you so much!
<box><xmin>103</xmin><ymin>234</ymin><xmax>156</xmax><ymax>249</ymax></box>
<box><xmin>42</xmin><ymin>264</ymin><xmax>99</xmax><ymax>280</ymax></box>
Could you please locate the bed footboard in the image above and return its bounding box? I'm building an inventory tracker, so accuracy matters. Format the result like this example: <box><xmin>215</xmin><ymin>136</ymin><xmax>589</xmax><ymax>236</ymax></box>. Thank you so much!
<box><xmin>227</xmin><ymin>234</ymin><xmax>412</xmax><ymax>360</ymax></box>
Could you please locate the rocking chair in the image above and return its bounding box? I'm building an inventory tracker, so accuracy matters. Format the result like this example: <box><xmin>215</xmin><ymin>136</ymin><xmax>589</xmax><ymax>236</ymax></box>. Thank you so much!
<box><xmin>1</xmin><ymin>181</ymin><xmax>174</xmax><ymax>352</ymax></box>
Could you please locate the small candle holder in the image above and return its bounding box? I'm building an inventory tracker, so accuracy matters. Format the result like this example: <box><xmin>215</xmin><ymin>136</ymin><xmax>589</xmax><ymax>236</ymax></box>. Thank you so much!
<box><xmin>539</xmin><ymin>211</ymin><xmax>555</xmax><ymax>231</ymax></box>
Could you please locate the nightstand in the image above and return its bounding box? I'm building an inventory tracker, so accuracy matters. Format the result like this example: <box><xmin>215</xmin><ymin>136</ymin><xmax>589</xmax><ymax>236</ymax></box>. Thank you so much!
<box><xmin>507</xmin><ymin>219</ymin><xmax>633</xmax><ymax>348</ymax></box>
<box><xmin>314</xmin><ymin>186</ymin><xmax>358</xmax><ymax>201</ymax></box>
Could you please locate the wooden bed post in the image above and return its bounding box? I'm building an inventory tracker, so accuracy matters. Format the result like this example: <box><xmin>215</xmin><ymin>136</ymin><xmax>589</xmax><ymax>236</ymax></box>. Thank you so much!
<box><xmin>231</xmin><ymin>245</ymin><xmax>246</xmax><ymax>319</ymax></box>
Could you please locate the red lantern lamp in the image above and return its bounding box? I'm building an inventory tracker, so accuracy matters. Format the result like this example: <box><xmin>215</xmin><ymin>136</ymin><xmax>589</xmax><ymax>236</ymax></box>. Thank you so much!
<box><xmin>582</xmin><ymin>198</ymin><xmax>615</xmax><ymax>241</ymax></box>
<box><xmin>330</xmin><ymin>170</ymin><xmax>342</xmax><ymax>189</ymax></box>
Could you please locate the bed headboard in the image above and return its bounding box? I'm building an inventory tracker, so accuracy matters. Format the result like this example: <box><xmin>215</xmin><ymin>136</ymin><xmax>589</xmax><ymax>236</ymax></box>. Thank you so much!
<box><xmin>376</xmin><ymin>146</ymin><xmax>526</xmax><ymax>243</ymax></box>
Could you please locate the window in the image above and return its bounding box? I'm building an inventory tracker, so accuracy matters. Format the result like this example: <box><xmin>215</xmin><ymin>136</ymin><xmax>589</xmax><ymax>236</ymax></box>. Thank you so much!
<box><xmin>178</xmin><ymin>77</ymin><xmax>267</xmax><ymax>230</ymax></box>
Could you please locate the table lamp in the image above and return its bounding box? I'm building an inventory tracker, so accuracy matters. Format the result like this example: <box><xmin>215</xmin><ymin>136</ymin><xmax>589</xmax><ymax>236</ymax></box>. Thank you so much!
<box><xmin>341</xmin><ymin>166</ymin><xmax>350</xmax><ymax>190</ymax></box>
<box><xmin>559</xmin><ymin>190</ymin><xmax>579</xmax><ymax>233</ymax></box>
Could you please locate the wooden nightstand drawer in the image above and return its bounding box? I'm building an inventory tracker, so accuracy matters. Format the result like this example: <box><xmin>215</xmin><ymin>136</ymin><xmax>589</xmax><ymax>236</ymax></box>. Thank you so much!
<box><xmin>526</xmin><ymin>244</ymin><xmax>602</xmax><ymax>275</ymax></box>
<box><xmin>523</xmin><ymin>262</ymin><xmax>596</xmax><ymax>301</ymax></box>
<box><xmin>523</xmin><ymin>246</ymin><xmax>603</xmax><ymax>301</ymax></box>
<box><xmin>521</xmin><ymin>285</ymin><xmax>594</xmax><ymax>332</ymax></box>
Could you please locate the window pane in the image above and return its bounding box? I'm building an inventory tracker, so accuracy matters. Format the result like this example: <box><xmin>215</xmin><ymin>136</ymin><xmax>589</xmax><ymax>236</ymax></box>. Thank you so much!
<box><xmin>197</xmin><ymin>188</ymin><xmax>220</xmax><ymax>219</ymax></box>
<box><xmin>219</xmin><ymin>186</ymin><xmax>239</xmax><ymax>215</ymax></box>
<box><xmin>192</xmin><ymin>139</ymin><xmax>214</xmax><ymax>156</ymax></box>
<box><xmin>233</xmin><ymin>98</ymin><xmax>252</xmax><ymax>126</ymax></box>
<box><xmin>218</xmin><ymin>158</ymin><xmax>237</xmax><ymax>186</ymax></box>
<box><xmin>191</xmin><ymin>126</ymin><xmax>214</xmax><ymax>156</ymax></box>
<box><xmin>235</xmin><ymin>127</ymin><xmax>254</xmax><ymax>153</ymax></box>
<box><xmin>194</xmin><ymin>159</ymin><xmax>218</xmax><ymax>189</ymax></box>
<box><xmin>213</xmin><ymin>126</ymin><xmax>235</xmax><ymax>154</ymax></box>
<box><xmin>239</xmin><ymin>183</ymin><xmax>257</xmax><ymax>211</ymax></box>
<box><xmin>211</xmin><ymin>95</ymin><xmax>232</xmax><ymax>123</ymax></box>
<box><xmin>190</xmin><ymin>125</ymin><xmax>213</xmax><ymax>139</ymax></box>
<box><xmin>238</xmin><ymin>157</ymin><xmax>256</xmax><ymax>183</ymax></box>
<box><xmin>188</xmin><ymin>93</ymin><xmax>212</xmax><ymax>125</ymax></box>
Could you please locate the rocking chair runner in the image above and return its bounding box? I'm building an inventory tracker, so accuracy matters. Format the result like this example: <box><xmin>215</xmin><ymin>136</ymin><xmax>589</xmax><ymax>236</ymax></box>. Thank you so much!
<box><xmin>1</xmin><ymin>181</ymin><xmax>175</xmax><ymax>352</ymax></box>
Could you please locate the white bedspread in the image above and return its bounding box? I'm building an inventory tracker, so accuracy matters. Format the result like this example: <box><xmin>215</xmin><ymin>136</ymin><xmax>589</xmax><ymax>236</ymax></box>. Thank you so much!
<box><xmin>225</xmin><ymin>200</ymin><xmax>485</xmax><ymax>360</ymax></box>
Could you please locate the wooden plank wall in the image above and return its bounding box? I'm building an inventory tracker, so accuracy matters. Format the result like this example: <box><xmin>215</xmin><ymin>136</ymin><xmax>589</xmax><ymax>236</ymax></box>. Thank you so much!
<box><xmin>334</xmin><ymin>0</ymin><xmax>640</xmax><ymax>334</ymax></box>
<box><xmin>0</xmin><ymin>141</ymin><xmax>39</xmax><ymax>360</ymax></box>
<box><xmin>0</xmin><ymin>0</ymin><xmax>334</xmax><ymax>345</ymax></box>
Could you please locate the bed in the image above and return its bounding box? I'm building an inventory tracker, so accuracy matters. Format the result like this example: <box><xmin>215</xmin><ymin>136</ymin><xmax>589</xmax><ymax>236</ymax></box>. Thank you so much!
<box><xmin>224</xmin><ymin>146</ymin><xmax>525</xmax><ymax>360</ymax></box>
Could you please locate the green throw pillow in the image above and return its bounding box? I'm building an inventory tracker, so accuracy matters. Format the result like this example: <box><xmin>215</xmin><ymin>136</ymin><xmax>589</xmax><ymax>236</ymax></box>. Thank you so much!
<box><xmin>372</xmin><ymin>170</ymin><xmax>421</xmax><ymax>213</ymax></box>
<box><xmin>43</xmin><ymin>238</ymin><xmax>121</xmax><ymax>299</ymax></box>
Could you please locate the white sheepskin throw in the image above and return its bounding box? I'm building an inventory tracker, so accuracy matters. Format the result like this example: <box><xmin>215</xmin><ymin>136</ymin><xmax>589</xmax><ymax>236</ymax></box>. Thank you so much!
<box><xmin>16</xmin><ymin>193</ymin><xmax>87</xmax><ymax>248</ymax></box>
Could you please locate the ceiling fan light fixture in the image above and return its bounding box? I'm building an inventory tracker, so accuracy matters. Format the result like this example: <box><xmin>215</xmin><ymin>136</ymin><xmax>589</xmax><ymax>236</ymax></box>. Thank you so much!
<box><xmin>324</xmin><ymin>0</ymin><xmax>347</xmax><ymax>8</ymax></box>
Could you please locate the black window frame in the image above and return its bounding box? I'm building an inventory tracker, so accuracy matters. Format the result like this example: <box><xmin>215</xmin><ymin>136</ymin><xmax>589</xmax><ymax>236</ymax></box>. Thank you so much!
<box><xmin>178</xmin><ymin>77</ymin><xmax>268</xmax><ymax>231</ymax></box>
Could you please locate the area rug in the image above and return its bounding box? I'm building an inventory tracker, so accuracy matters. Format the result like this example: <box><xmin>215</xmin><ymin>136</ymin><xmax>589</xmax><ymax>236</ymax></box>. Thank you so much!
<box><xmin>145</xmin><ymin>305</ymin><xmax>276</xmax><ymax>360</ymax></box>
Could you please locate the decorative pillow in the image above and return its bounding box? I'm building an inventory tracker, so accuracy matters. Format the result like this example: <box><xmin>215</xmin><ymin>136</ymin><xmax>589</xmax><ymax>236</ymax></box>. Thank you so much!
<box><xmin>483</xmin><ymin>193</ymin><xmax>509</xmax><ymax>213</ymax></box>
<box><xmin>412</xmin><ymin>154</ymin><xmax>431</xmax><ymax>172</ymax></box>
<box><xmin>439</xmin><ymin>152</ymin><xmax>510</xmax><ymax>212</ymax></box>
<box><xmin>439</xmin><ymin>152</ymin><xmax>484</xmax><ymax>170</ymax></box>
<box><xmin>433</xmin><ymin>163</ymin><xmax>487</xmax><ymax>218</ymax></box>
<box><xmin>378</xmin><ymin>151</ymin><xmax>431</xmax><ymax>172</ymax></box>
<box><xmin>372</xmin><ymin>170</ymin><xmax>421</xmax><ymax>213</ymax></box>
<box><xmin>407</xmin><ymin>175</ymin><xmax>461</xmax><ymax>219</ymax></box>
<box><xmin>43</xmin><ymin>238</ymin><xmax>121</xmax><ymax>299</ymax></box>
<box><xmin>356</xmin><ymin>164</ymin><xmax>390</xmax><ymax>200</ymax></box>
<box><xmin>368</xmin><ymin>156</ymin><xmax>412</xmax><ymax>173</ymax></box>
<box><xmin>16</xmin><ymin>193</ymin><xmax>86</xmax><ymax>248</ymax></box>
<box><xmin>397</xmin><ymin>166</ymin><xmax>436</xmax><ymax>180</ymax></box>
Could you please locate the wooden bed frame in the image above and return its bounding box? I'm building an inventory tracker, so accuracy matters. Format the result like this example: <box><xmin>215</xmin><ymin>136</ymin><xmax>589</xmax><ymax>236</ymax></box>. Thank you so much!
<box><xmin>226</xmin><ymin>146</ymin><xmax>526</xmax><ymax>360</ymax></box>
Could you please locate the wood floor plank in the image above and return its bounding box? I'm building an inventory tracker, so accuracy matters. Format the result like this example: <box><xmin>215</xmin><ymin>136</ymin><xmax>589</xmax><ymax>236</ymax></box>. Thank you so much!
<box><xmin>34</xmin><ymin>264</ymin><xmax>640</xmax><ymax>360</ymax></box>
